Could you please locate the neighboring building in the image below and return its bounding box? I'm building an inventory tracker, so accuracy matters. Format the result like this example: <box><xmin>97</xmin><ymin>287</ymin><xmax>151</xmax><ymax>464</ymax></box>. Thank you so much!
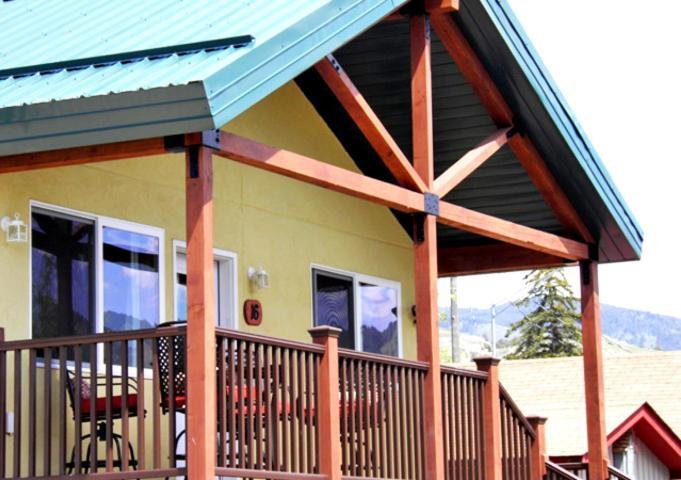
<box><xmin>0</xmin><ymin>0</ymin><xmax>643</xmax><ymax>479</ymax></box>
<box><xmin>500</xmin><ymin>353</ymin><xmax>681</xmax><ymax>479</ymax></box>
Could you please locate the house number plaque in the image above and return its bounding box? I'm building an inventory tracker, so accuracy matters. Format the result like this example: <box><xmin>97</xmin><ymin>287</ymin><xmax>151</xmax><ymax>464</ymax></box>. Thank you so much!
<box><xmin>243</xmin><ymin>299</ymin><xmax>263</xmax><ymax>326</ymax></box>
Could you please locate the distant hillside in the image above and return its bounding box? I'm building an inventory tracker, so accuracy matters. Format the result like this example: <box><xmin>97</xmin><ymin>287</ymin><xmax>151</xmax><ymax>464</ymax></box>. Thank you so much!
<box><xmin>439</xmin><ymin>303</ymin><xmax>681</xmax><ymax>351</ymax></box>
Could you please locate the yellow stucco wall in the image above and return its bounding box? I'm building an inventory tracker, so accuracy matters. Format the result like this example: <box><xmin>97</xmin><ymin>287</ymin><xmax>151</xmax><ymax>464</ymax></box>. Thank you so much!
<box><xmin>0</xmin><ymin>81</ymin><xmax>417</xmax><ymax>358</ymax></box>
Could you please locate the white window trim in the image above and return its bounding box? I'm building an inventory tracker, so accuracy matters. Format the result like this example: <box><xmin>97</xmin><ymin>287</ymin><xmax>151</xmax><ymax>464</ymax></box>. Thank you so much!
<box><xmin>310</xmin><ymin>263</ymin><xmax>403</xmax><ymax>358</ymax></box>
<box><xmin>172</xmin><ymin>239</ymin><xmax>239</xmax><ymax>330</ymax></box>
<box><xmin>28</xmin><ymin>200</ymin><xmax>166</xmax><ymax>339</ymax></box>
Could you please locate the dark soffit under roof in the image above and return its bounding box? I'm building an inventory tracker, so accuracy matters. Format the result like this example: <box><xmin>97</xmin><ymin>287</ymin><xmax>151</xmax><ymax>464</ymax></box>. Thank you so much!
<box><xmin>297</xmin><ymin>1</ymin><xmax>643</xmax><ymax>264</ymax></box>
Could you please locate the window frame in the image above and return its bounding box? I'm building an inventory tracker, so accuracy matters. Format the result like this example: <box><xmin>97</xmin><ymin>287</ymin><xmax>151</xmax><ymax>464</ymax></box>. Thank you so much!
<box><xmin>172</xmin><ymin>239</ymin><xmax>239</xmax><ymax>330</ymax></box>
<box><xmin>28</xmin><ymin>200</ymin><xmax>166</xmax><ymax>340</ymax></box>
<box><xmin>310</xmin><ymin>264</ymin><xmax>403</xmax><ymax>358</ymax></box>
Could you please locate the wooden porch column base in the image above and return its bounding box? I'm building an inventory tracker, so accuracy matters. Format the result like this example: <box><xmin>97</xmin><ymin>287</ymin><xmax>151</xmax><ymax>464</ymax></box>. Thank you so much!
<box><xmin>527</xmin><ymin>415</ymin><xmax>548</xmax><ymax>480</ymax></box>
<box><xmin>475</xmin><ymin>357</ymin><xmax>502</xmax><ymax>480</ymax></box>
<box><xmin>580</xmin><ymin>260</ymin><xmax>609</xmax><ymax>480</ymax></box>
<box><xmin>185</xmin><ymin>144</ymin><xmax>217</xmax><ymax>479</ymax></box>
<box><xmin>309</xmin><ymin>326</ymin><xmax>342</xmax><ymax>480</ymax></box>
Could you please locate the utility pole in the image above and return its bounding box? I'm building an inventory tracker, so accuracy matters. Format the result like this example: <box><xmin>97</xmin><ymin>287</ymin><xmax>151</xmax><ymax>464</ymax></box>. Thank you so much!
<box><xmin>449</xmin><ymin>276</ymin><xmax>460</xmax><ymax>362</ymax></box>
<box><xmin>491</xmin><ymin>304</ymin><xmax>497</xmax><ymax>357</ymax></box>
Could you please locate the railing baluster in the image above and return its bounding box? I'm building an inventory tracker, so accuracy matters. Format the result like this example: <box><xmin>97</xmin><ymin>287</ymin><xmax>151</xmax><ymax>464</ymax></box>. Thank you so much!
<box><xmin>73</xmin><ymin>346</ymin><xmax>82</xmax><ymax>473</ymax></box>
<box><xmin>228</xmin><ymin>338</ymin><xmax>237</xmax><ymax>468</ymax></box>
<box><xmin>89</xmin><ymin>343</ymin><xmax>98</xmax><ymax>473</ymax></box>
<box><xmin>43</xmin><ymin>347</ymin><xmax>53</xmax><ymax>476</ymax></box>
<box><xmin>218</xmin><ymin>336</ymin><xmax>227</xmax><ymax>468</ymax></box>
<box><xmin>12</xmin><ymin>350</ymin><xmax>21</xmax><ymax>478</ymax></box>
<box><xmin>120</xmin><ymin>340</ymin><xmax>130</xmax><ymax>471</ymax></box>
<box><xmin>28</xmin><ymin>348</ymin><xmax>36</xmax><ymax>477</ymax></box>
<box><xmin>167</xmin><ymin>335</ymin><xmax>176</xmax><ymax>468</ymax></box>
<box><xmin>136</xmin><ymin>338</ymin><xmax>145</xmax><ymax>471</ymax></box>
<box><xmin>151</xmin><ymin>337</ymin><xmax>161</xmax><ymax>470</ymax></box>
<box><xmin>0</xmin><ymin>341</ymin><xmax>6</xmax><ymax>478</ymax></box>
<box><xmin>105</xmin><ymin>341</ymin><xmax>114</xmax><ymax>471</ymax></box>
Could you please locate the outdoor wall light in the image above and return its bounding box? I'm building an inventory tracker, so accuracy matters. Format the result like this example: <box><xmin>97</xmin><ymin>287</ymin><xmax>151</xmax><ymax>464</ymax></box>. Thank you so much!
<box><xmin>247</xmin><ymin>266</ymin><xmax>270</xmax><ymax>290</ymax></box>
<box><xmin>1</xmin><ymin>213</ymin><xmax>27</xmax><ymax>243</ymax></box>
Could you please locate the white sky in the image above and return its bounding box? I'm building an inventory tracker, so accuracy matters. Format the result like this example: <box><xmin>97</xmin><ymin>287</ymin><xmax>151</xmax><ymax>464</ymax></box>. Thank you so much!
<box><xmin>438</xmin><ymin>0</ymin><xmax>681</xmax><ymax>318</ymax></box>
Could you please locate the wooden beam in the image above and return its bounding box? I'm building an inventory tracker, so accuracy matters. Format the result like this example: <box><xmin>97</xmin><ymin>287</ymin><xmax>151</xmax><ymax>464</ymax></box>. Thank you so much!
<box><xmin>433</xmin><ymin>127</ymin><xmax>511</xmax><ymax>197</ymax></box>
<box><xmin>430</xmin><ymin>13</ymin><xmax>593</xmax><ymax>242</ymax></box>
<box><xmin>315</xmin><ymin>56</ymin><xmax>427</xmax><ymax>193</ymax></box>
<box><xmin>0</xmin><ymin>138</ymin><xmax>167</xmax><ymax>174</ymax></box>
<box><xmin>214</xmin><ymin>132</ymin><xmax>425</xmax><ymax>213</ymax></box>
<box><xmin>426</xmin><ymin>0</ymin><xmax>460</xmax><ymax>14</ymax></box>
<box><xmin>438</xmin><ymin>201</ymin><xmax>589</xmax><ymax>260</ymax></box>
<box><xmin>184</xmin><ymin>143</ymin><xmax>217</xmax><ymax>479</ymax></box>
<box><xmin>580</xmin><ymin>261</ymin><xmax>609</xmax><ymax>480</ymax></box>
<box><xmin>438</xmin><ymin>243</ymin><xmax>571</xmax><ymax>277</ymax></box>
<box><xmin>410</xmin><ymin>14</ymin><xmax>446</xmax><ymax>480</ymax></box>
<box><xmin>411</xmin><ymin>15</ymin><xmax>435</xmax><ymax>186</ymax></box>
<box><xmin>508</xmin><ymin>135</ymin><xmax>594</xmax><ymax>242</ymax></box>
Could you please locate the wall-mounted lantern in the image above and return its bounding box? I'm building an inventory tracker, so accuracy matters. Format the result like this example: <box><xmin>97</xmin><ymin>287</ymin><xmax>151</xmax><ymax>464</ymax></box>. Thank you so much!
<box><xmin>247</xmin><ymin>266</ymin><xmax>270</xmax><ymax>290</ymax></box>
<box><xmin>1</xmin><ymin>213</ymin><xmax>27</xmax><ymax>243</ymax></box>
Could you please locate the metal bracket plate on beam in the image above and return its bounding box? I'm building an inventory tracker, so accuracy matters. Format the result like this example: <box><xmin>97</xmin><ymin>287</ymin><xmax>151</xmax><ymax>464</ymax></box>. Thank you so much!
<box><xmin>184</xmin><ymin>130</ymin><xmax>221</xmax><ymax>150</ymax></box>
<box><xmin>424</xmin><ymin>192</ymin><xmax>440</xmax><ymax>216</ymax></box>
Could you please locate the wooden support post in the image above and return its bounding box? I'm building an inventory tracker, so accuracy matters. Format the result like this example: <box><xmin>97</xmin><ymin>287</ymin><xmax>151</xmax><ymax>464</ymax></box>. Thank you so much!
<box><xmin>184</xmin><ymin>144</ymin><xmax>217</xmax><ymax>479</ymax></box>
<box><xmin>475</xmin><ymin>357</ymin><xmax>502</xmax><ymax>480</ymax></box>
<box><xmin>527</xmin><ymin>416</ymin><xmax>548</xmax><ymax>480</ymax></box>
<box><xmin>410</xmin><ymin>13</ymin><xmax>446</xmax><ymax>480</ymax></box>
<box><xmin>580</xmin><ymin>260</ymin><xmax>609</xmax><ymax>480</ymax></box>
<box><xmin>309</xmin><ymin>326</ymin><xmax>342</xmax><ymax>480</ymax></box>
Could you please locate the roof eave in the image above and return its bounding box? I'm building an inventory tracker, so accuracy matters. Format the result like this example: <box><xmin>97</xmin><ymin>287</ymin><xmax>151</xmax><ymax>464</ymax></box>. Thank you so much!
<box><xmin>0</xmin><ymin>83</ymin><xmax>213</xmax><ymax>156</ymax></box>
<box><xmin>470</xmin><ymin>0</ymin><xmax>643</xmax><ymax>261</ymax></box>
<box><xmin>205</xmin><ymin>0</ymin><xmax>410</xmax><ymax>129</ymax></box>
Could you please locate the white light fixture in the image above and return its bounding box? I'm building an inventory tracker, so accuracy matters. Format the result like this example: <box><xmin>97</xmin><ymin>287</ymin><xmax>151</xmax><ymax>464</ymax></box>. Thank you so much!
<box><xmin>247</xmin><ymin>266</ymin><xmax>270</xmax><ymax>290</ymax></box>
<box><xmin>1</xmin><ymin>213</ymin><xmax>27</xmax><ymax>243</ymax></box>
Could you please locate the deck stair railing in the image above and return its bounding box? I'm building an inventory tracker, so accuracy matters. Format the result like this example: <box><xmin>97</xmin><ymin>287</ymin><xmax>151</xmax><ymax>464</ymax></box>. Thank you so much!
<box><xmin>441</xmin><ymin>365</ymin><xmax>487</xmax><ymax>480</ymax></box>
<box><xmin>558</xmin><ymin>462</ymin><xmax>634</xmax><ymax>480</ymax></box>
<box><xmin>500</xmin><ymin>384</ymin><xmax>535</xmax><ymax>480</ymax></box>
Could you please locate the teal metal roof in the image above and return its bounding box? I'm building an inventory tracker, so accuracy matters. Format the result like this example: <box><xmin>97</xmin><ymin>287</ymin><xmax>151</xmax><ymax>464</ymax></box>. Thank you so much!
<box><xmin>0</xmin><ymin>0</ymin><xmax>408</xmax><ymax>154</ymax></box>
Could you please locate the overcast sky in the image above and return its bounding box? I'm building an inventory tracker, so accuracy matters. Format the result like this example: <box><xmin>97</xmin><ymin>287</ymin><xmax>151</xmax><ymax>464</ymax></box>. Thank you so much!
<box><xmin>438</xmin><ymin>0</ymin><xmax>681</xmax><ymax>318</ymax></box>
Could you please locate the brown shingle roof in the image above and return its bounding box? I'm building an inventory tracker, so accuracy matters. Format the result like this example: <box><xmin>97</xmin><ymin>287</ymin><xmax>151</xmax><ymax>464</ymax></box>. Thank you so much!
<box><xmin>496</xmin><ymin>352</ymin><xmax>681</xmax><ymax>457</ymax></box>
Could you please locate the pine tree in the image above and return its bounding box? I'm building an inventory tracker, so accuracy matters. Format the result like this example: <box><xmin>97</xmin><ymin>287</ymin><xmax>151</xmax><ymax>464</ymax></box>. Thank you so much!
<box><xmin>506</xmin><ymin>268</ymin><xmax>582</xmax><ymax>359</ymax></box>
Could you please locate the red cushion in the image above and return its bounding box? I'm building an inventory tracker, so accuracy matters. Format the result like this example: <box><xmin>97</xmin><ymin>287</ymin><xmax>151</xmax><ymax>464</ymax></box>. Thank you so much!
<box><xmin>80</xmin><ymin>394</ymin><xmax>139</xmax><ymax>416</ymax></box>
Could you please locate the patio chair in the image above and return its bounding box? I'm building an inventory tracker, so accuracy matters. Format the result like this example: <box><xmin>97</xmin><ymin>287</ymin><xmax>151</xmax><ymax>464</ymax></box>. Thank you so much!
<box><xmin>65</xmin><ymin>367</ymin><xmax>140</xmax><ymax>473</ymax></box>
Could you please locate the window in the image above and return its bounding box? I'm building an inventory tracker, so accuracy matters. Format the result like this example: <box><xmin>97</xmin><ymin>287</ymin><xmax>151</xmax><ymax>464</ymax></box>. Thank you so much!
<box><xmin>30</xmin><ymin>204</ymin><xmax>164</xmax><ymax>342</ymax></box>
<box><xmin>173</xmin><ymin>242</ymin><xmax>237</xmax><ymax>329</ymax></box>
<box><xmin>31</xmin><ymin>209</ymin><xmax>96</xmax><ymax>339</ymax></box>
<box><xmin>312</xmin><ymin>267</ymin><xmax>401</xmax><ymax>357</ymax></box>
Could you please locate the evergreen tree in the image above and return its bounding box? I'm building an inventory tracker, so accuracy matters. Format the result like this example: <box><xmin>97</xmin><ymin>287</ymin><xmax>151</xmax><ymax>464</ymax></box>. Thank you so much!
<box><xmin>506</xmin><ymin>268</ymin><xmax>582</xmax><ymax>359</ymax></box>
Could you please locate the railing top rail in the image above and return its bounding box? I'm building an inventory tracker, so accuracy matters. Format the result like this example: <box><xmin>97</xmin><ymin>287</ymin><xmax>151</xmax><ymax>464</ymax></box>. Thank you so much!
<box><xmin>215</xmin><ymin>326</ymin><xmax>325</xmax><ymax>354</ymax></box>
<box><xmin>546</xmin><ymin>461</ymin><xmax>582</xmax><ymax>480</ymax></box>
<box><xmin>338</xmin><ymin>347</ymin><xmax>430</xmax><ymax>371</ymax></box>
<box><xmin>0</xmin><ymin>325</ymin><xmax>187</xmax><ymax>351</ymax></box>
<box><xmin>608</xmin><ymin>465</ymin><xmax>634</xmax><ymax>480</ymax></box>
<box><xmin>441</xmin><ymin>364</ymin><xmax>489</xmax><ymax>380</ymax></box>
<box><xmin>500</xmin><ymin>383</ymin><xmax>536</xmax><ymax>439</ymax></box>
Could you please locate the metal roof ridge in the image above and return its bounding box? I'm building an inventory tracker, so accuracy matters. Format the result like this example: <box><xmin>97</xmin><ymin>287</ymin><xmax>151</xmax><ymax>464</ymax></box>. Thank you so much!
<box><xmin>0</xmin><ymin>35</ymin><xmax>255</xmax><ymax>80</ymax></box>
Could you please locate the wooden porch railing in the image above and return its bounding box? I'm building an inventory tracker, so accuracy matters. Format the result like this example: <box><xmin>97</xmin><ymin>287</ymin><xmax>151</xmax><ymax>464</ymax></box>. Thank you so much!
<box><xmin>0</xmin><ymin>325</ymin><xmax>187</xmax><ymax>479</ymax></box>
<box><xmin>441</xmin><ymin>365</ymin><xmax>487</xmax><ymax>480</ymax></box>
<box><xmin>338</xmin><ymin>349</ymin><xmax>428</xmax><ymax>480</ymax></box>
<box><xmin>0</xmin><ymin>325</ymin><xmax>597</xmax><ymax>480</ymax></box>
<box><xmin>500</xmin><ymin>385</ymin><xmax>535</xmax><ymax>480</ymax></box>
<box><xmin>214</xmin><ymin>326</ymin><xmax>324</xmax><ymax>479</ymax></box>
